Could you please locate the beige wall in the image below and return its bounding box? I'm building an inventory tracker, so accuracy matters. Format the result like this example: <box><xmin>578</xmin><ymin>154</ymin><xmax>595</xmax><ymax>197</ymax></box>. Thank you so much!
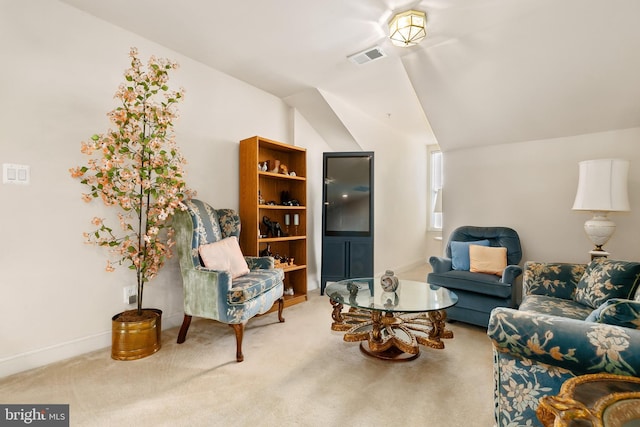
<box><xmin>290</xmin><ymin>109</ymin><xmax>332</xmax><ymax>289</ymax></box>
<box><xmin>8</xmin><ymin>0</ymin><xmax>632</xmax><ymax>379</ymax></box>
<box><xmin>0</xmin><ymin>1</ymin><xmax>432</xmax><ymax>376</ymax></box>
<box><xmin>321</xmin><ymin>91</ymin><xmax>431</xmax><ymax>275</ymax></box>
<box><xmin>443</xmin><ymin>128</ymin><xmax>640</xmax><ymax>265</ymax></box>
<box><xmin>0</xmin><ymin>1</ymin><xmax>292</xmax><ymax>376</ymax></box>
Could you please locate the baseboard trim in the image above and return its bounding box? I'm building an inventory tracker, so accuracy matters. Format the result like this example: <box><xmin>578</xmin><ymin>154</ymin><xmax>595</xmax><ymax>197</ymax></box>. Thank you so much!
<box><xmin>0</xmin><ymin>311</ymin><xmax>184</xmax><ymax>378</ymax></box>
<box><xmin>0</xmin><ymin>331</ymin><xmax>111</xmax><ymax>379</ymax></box>
<box><xmin>376</xmin><ymin>259</ymin><xmax>427</xmax><ymax>276</ymax></box>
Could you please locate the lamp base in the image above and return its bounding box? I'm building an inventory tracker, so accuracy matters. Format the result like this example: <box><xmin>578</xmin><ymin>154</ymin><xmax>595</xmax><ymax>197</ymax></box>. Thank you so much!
<box><xmin>589</xmin><ymin>250</ymin><xmax>610</xmax><ymax>261</ymax></box>
<box><xmin>583</xmin><ymin>213</ymin><xmax>616</xmax><ymax>254</ymax></box>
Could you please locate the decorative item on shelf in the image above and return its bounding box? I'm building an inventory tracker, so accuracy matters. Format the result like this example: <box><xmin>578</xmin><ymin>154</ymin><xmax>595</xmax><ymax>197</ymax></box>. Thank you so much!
<box><xmin>263</xmin><ymin>216</ymin><xmax>288</xmax><ymax>237</ymax></box>
<box><xmin>284</xmin><ymin>213</ymin><xmax>290</xmax><ymax>234</ymax></box>
<box><xmin>281</xmin><ymin>190</ymin><xmax>290</xmax><ymax>205</ymax></box>
<box><xmin>381</xmin><ymin>270</ymin><xmax>399</xmax><ymax>292</ymax></box>
<box><xmin>258</xmin><ymin>190</ymin><xmax>265</xmax><ymax>205</ymax></box>
<box><xmin>280</xmin><ymin>190</ymin><xmax>300</xmax><ymax>206</ymax></box>
<box><xmin>272</xmin><ymin>253</ymin><xmax>295</xmax><ymax>268</ymax></box>
<box><xmin>69</xmin><ymin>47</ymin><xmax>193</xmax><ymax>360</ymax></box>
<box><xmin>290</xmin><ymin>171</ymin><xmax>296</xmax><ymax>177</ymax></box>
<box><xmin>259</xmin><ymin>162</ymin><xmax>268</xmax><ymax>172</ymax></box>
<box><xmin>284</xmin><ymin>287</ymin><xmax>295</xmax><ymax>296</ymax></box>
<box><xmin>273</xmin><ymin>253</ymin><xmax>285</xmax><ymax>267</ymax></box>
<box><xmin>279</xmin><ymin>164</ymin><xmax>289</xmax><ymax>175</ymax></box>
<box><xmin>271</xmin><ymin>159</ymin><xmax>281</xmax><ymax>174</ymax></box>
<box><xmin>259</xmin><ymin>243</ymin><xmax>272</xmax><ymax>257</ymax></box>
<box><xmin>572</xmin><ymin>159</ymin><xmax>630</xmax><ymax>258</ymax></box>
<box><xmin>294</xmin><ymin>213</ymin><xmax>300</xmax><ymax>235</ymax></box>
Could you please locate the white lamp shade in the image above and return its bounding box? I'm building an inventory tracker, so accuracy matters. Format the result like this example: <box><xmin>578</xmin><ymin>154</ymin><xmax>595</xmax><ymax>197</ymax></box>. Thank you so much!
<box><xmin>572</xmin><ymin>159</ymin><xmax>630</xmax><ymax>212</ymax></box>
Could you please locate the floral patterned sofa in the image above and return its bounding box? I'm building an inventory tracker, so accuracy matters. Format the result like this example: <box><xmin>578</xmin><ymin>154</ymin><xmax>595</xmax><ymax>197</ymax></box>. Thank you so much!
<box><xmin>487</xmin><ymin>259</ymin><xmax>640</xmax><ymax>426</ymax></box>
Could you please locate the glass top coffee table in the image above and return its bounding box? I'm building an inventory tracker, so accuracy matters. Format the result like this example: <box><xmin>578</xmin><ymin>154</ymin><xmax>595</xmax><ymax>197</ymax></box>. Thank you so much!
<box><xmin>325</xmin><ymin>277</ymin><xmax>458</xmax><ymax>361</ymax></box>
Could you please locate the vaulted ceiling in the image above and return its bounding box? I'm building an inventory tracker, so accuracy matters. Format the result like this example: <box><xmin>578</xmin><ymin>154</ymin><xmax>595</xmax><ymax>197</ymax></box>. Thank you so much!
<box><xmin>61</xmin><ymin>0</ymin><xmax>640</xmax><ymax>152</ymax></box>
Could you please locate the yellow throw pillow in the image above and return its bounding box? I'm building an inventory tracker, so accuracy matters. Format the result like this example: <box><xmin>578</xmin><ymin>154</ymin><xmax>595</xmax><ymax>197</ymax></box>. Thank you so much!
<box><xmin>198</xmin><ymin>236</ymin><xmax>250</xmax><ymax>279</ymax></box>
<box><xmin>469</xmin><ymin>245</ymin><xmax>507</xmax><ymax>276</ymax></box>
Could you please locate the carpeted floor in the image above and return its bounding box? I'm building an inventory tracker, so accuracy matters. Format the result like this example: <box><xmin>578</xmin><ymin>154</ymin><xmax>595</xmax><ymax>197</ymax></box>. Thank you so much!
<box><xmin>0</xmin><ymin>275</ymin><xmax>495</xmax><ymax>426</ymax></box>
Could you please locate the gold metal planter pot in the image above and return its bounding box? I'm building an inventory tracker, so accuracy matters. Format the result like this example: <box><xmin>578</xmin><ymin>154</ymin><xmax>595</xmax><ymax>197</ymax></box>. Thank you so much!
<box><xmin>111</xmin><ymin>308</ymin><xmax>162</xmax><ymax>360</ymax></box>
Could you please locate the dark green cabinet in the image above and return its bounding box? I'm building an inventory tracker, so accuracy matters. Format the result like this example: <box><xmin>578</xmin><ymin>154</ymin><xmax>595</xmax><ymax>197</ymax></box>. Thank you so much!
<box><xmin>320</xmin><ymin>152</ymin><xmax>374</xmax><ymax>294</ymax></box>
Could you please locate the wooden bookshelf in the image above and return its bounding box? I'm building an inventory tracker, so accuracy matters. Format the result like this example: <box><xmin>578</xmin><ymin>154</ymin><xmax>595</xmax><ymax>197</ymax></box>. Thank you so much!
<box><xmin>239</xmin><ymin>136</ymin><xmax>307</xmax><ymax>308</ymax></box>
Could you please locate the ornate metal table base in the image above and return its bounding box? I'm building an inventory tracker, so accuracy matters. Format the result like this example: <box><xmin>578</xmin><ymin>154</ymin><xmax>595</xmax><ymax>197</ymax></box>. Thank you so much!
<box><xmin>330</xmin><ymin>299</ymin><xmax>454</xmax><ymax>361</ymax></box>
<box><xmin>537</xmin><ymin>373</ymin><xmax>640</xmax><ymax>427</ymax></box>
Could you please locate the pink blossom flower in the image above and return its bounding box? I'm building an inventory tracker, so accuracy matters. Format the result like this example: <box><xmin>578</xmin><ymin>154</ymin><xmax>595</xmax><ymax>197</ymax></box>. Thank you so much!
<box><xmin>70</xmin><ymin>47</ymin><xmax>192</xmax><ymax>313</ymax></box>
<box><xmin>105</xmin><ymin>261</ymin><xmax>115</xmax><ymax>273</ymax></box>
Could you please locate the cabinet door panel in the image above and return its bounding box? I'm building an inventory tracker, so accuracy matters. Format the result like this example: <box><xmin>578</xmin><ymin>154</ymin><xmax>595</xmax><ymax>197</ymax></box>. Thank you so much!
<box><xmin>321</xmin><ymin>241</ymin><xmax>347</xmax><ymax>278</ymax></box>
<box><xmin>348</xmin><ymin>241</ymin><xmax>373</xmax><ymax>278</ymax></box>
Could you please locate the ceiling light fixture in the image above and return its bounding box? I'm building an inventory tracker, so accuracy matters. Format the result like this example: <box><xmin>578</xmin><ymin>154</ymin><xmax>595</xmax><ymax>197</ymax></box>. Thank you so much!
<box><xmin>388</xmin><ymin>10</ymin><xmax>427</xmax><ymax>47</ymax></box>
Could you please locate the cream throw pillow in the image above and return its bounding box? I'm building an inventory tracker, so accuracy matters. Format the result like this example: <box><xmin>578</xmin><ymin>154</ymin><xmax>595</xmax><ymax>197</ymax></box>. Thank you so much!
<box><xmin>198</xmin><ymin>236</ymin><xmax>250</xmax><ymax>278</ymax></box>
<box><xmin>469</xmin><ymin>245</ymin><xmax>507</xmax><ymax>276</ymax></box>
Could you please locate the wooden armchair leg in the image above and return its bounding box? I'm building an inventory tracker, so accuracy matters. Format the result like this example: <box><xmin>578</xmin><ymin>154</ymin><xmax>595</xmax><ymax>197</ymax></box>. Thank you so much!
<box><xmin>177</xmin><ymin>314</ymin><xmax>192</xmax><ymax>344</ymax></box>
<box><xmin>231</xmin><ymin>323</ymin><xmax>245</xmax><ymax>362</ymax></box>
<box><xmin>278</xmin><ymin>297</ymin><xmax>285</xmax><ymax>323</ymax></box>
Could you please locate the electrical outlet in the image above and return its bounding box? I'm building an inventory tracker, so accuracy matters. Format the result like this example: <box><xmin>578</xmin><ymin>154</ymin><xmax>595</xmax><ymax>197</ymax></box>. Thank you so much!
<box><xmin>123</xmin><ymin>286</ymin><xmax>137</xmax><ymax>305</ymax></box>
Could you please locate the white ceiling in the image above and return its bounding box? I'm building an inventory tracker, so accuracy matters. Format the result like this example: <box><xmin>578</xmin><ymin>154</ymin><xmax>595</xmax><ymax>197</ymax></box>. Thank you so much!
<box><xmin>60</xmin><ymin>0</ymin><xmax>640</xmax><ymax>152</ymax></box>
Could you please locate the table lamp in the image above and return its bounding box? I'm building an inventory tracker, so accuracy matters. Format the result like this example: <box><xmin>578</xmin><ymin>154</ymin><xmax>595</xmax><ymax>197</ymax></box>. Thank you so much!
<box><xmin>572</xmin><ymin>159</ymin><xmax>630</xmax><ymax>256</ymax></box>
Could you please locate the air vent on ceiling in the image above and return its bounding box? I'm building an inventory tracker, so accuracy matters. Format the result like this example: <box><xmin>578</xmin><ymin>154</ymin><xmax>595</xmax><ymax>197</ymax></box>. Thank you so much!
<box><xmin>347</xmin><ymin>46</ymin><xmax>386</xmax><ymax>65</ymax></box>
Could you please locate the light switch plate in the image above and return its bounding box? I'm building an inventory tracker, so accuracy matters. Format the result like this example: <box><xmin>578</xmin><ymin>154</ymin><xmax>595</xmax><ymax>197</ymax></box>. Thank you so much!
<box><xmin>3</xmin><ymin>163</ymin><xmax>30</xmax><ymax>185</ymax></box>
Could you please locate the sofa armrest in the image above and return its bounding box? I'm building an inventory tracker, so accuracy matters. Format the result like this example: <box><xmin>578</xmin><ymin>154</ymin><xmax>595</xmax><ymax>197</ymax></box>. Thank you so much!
<box><xmin>488</xmin><ymin>307</ymin><xmax>640</xmax><ymax>376</ymax></box>
<box><xmin>429</xmin><ymin>256</ymin><xmax>452</xmax><ymax>274</ymax></box>
<box><xmin>501</xmin><ymin>265</ymin><xmax>523</xmax><ymax>284</ymax></box>
<box><xmin>245</xmin><ymin>256</ymin><xmax>275</xmax><ymax>270</ymax></box>
<box><xmin>191</xmin><ymin>266</ymin><xmax>232</xmax><ymax>289</ymax></box>
<box><xmin>522</xmin><ymin>261</ymin><xmax>586</xmax><ymax>300</ymax></box>
<box><xmin>586</xmin><ymin>298</ymin><xmax>640</xmax><ymax>329</ymax></box>
<box><xmin>178</xmin><ymin>267</ymin><xmax>232</xmax><ymax>318</ymax></box>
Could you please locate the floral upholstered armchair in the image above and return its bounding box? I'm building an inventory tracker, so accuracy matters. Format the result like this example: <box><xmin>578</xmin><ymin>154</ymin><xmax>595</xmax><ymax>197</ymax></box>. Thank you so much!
<box><xmin>173</xmin><ymin>199</ymin><xmax>285</xmax><ymax>362</ymax></box>
<box><xmin>487</xmin><ymin>259</ymin><xmax>640</xmax><ymax>426</ymax></box>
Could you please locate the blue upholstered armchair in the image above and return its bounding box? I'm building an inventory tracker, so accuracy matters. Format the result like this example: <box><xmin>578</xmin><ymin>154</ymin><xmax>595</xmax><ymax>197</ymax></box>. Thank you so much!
<box><xmin>488</xmin><ymin>259</ymin><xmax>640</xmax><ymax>426</ymax></box>
<box><xmin>173</xmin><ymin>199</ymin><xmax>285</xmax><ymax>362</ymax></box>
<box><xmin>427</xmin><ymin>226</ymin><xmax>522</xmax><ymax>327</ymax></box>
